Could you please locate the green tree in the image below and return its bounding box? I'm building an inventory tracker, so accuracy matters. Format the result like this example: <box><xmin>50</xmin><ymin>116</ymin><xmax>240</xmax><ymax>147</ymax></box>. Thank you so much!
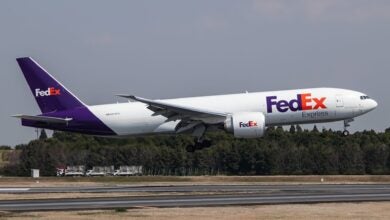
<box><xmin>3</xmin><ymin>129</ymin><xmax>390</xmax><ymax>176</ymax></box>
<box><xmin>0</xmin><ymin>145</ymin><xmax>11</xmax><ymax>150</ymax></box>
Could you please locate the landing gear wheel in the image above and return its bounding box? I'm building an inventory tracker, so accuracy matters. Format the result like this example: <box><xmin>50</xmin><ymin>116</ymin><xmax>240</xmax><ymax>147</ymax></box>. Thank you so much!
<box><xmin>343</xmin><ymin>130</ymin><xmax>350</xmax><ymax>136</ymax></box>
<box><xmin>197</xmin><ymin>139</ymin><xmax>212</xmax><ymax>149</ymax></box>
<box><xmin>342</xmin><ymin>118</ymin><xmax>354</xmax><ymax>137</ymax></box>
<box><xmin>186</xmin><ymin>144</ymin><xmax>195</xmax><ymax>153</ymax></box>
<box><xmin>186</xmin><ymin>138</ymin><xmax>212</xmax><ymax>152</ymax></box>
<box><xmin>186</xmin><ymin>124</ymin><xmax>213</xmax><ymax>152</ymax></box>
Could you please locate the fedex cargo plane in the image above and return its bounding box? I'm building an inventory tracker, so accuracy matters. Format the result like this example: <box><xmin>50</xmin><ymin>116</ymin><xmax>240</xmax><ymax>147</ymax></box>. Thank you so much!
<box><xmin>13</xmin><ymin>57</ymin><xmax>378</xmax><ymax>150</ymax></box>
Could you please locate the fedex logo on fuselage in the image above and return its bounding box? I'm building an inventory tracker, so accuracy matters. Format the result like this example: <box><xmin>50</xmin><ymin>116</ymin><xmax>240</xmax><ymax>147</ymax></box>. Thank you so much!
<box><xmin>239</xmin><ymin>121</ymin><xmax>258</xmax><ymax>128</ymax></box>
<box><xmin>266</xmin><ymin>93</ymin><xmax>326</xmax><ymax>113</ymax></box>
<box><xmin>35</xmin><ymin>87</ymin><xmax>61</xmax><ymax>97</ymax></box>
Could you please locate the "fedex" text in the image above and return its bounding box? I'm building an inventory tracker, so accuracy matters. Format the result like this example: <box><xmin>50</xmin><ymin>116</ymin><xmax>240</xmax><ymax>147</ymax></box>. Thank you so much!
<box><xmin>239</xmin><ymin>121</ymin><xmax>258</xmax><ymax>128</ymax></box>
<box><xmin>266</xmin><ymin>93</ymin><xmax>326</xmax><ymax>113</ymax></box>
<box><xmin>35</xmin><ymin>87</ymin><xmax>61</xmax><ymax>97</ymax></box>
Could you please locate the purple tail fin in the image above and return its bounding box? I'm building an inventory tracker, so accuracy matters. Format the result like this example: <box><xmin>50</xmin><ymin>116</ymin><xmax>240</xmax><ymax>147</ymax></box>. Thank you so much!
<box><xmin>16</xmin><ymin>57</ymin><xmax>86</xmax><ymax>113</ymax></box>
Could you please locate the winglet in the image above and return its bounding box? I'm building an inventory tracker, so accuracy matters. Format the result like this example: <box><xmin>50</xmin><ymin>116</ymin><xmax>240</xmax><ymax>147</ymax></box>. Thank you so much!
<box><xmin>116</xmin><ymin>94</ymin><xmax>139</xmax><ymax>102</ymax></box>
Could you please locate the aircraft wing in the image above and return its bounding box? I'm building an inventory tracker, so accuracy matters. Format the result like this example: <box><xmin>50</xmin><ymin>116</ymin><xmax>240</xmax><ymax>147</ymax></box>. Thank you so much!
<box><xmin>116</xmin><ymin>95</ymin><xmax>228</xmax><ymax>124</ymax></box>
<box><xmin>12</xmin><ymin>114</ymin><xmax>72</xmax><ymax>124</ymax></box>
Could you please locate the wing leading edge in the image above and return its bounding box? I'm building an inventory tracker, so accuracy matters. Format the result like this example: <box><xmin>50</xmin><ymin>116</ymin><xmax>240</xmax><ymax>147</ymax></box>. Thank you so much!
<box><xmin>116</xmin><ymin>95</ymin><xmax>228</xmax><ymax>125</ymax></box>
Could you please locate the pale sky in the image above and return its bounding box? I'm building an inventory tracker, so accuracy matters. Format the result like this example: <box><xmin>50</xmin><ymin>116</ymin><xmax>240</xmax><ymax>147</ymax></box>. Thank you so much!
<box><xmin>1</xmin><ymin>0</ymin><xmax>389</xmax><ymax>145</ymax></box>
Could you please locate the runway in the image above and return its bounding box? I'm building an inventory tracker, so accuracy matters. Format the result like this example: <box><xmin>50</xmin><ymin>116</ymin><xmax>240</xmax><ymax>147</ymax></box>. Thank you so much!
<box><xmin>0</xmin><ymin>184</ymin><xmax>389</xmax><ymax>211</ymax></box>
<box><xmin>1</xmin><ymin>184</ymin><xmax>390</xmax><ymax>193</ymax></box>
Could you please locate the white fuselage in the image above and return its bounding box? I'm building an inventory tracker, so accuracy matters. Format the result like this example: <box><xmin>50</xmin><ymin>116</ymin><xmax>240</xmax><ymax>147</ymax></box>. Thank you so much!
<box><xmin>88</xmin><ymin>88</ymin><xmax>377</xmax><ymax>136</ymax></box>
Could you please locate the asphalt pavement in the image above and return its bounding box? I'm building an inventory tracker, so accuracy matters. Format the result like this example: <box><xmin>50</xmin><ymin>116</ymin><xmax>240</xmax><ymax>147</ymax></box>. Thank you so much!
<box><xmin>0</xmin><ymin>184</ymin><xmax>389</xmax><ymax>211</ymax></box>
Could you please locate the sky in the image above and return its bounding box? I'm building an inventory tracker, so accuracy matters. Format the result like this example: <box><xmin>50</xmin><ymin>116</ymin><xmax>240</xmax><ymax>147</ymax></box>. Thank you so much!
<box><xmin>1</xmin><ymin>0</ymin><xmax>389</xmax><ymax>146</ymax></box>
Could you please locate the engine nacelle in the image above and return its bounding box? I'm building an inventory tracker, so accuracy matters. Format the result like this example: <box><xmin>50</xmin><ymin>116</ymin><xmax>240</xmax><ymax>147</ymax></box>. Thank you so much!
<box><xmin>224</xmin><ymin>112</ymin><xmax>265</xmax><ymax>138</ymax></box>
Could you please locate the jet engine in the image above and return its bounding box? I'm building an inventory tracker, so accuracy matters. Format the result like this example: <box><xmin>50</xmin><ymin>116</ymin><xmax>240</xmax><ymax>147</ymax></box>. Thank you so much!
<box><xmin>224</xmin><ymin>112</ymin><xmax>265</xmax><ymax>138</ymax></box>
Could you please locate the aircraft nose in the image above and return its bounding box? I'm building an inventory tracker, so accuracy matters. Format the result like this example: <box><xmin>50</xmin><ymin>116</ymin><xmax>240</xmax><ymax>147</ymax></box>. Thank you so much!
<box><xmin>367</xmin><ymin>99</ymin><xmax>378</xmax><ymax>111</ymax></box>
<box><xmin>372</xmin><ymin>99</ymin><xmax>378</xmax><ymax>108</ymax></box>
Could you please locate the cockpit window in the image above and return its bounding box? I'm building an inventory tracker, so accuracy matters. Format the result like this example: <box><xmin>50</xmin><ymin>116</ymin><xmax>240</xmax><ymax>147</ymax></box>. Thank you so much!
<box><xmin>360</xmin><ymin>95</ymin><xmax>370</xmax><ymax>100</ymax></box>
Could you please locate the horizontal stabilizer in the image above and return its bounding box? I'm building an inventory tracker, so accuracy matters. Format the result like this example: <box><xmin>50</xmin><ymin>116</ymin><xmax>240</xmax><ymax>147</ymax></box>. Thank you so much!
<box><xmin>12</xmin><ymin>114</ymin><xmax>72</xmax><ymax>124</ymax></box>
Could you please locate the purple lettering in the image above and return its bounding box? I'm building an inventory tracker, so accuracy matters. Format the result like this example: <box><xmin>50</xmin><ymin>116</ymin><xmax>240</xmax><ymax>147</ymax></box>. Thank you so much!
<box><xmin>288</xmin><ymin>95</ymin><xmax>302</xmax><ymax>112</ymax></box>
<box><xmin>266</xmin><ymin>94</ymin><xmax>327</xmax><ymax>113</ymax></box>
<box><xmin>266</xmin><ymin>96</ymin><xmax>278</xmax><ymax>113</ymax></box>
<box><xmin>277</xmin><ymin>100</ymin><xmax>289</xmax><ymax>112</ymax></box>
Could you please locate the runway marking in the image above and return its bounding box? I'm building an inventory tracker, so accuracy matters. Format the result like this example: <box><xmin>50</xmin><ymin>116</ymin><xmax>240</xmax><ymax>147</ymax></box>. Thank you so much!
<box><xmin>0</xmin><ymin>188</ymin><xmax>30</xmax><ymax>191</ymax></box>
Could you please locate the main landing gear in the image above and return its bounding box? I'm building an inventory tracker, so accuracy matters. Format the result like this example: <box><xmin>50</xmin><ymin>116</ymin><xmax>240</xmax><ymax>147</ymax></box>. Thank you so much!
<box><xmin>343</xmin><ymin>118</ymin><xmax>354</xmax><ymax>136</ymax></box>
<box><xmin>186</xmin><ymin>138</ymin><xmax>213</xmax><ymax>152</ymax></box>
<box><xmin>185</xmin><ymin>124</ymin><xmax>212</xmax><ymax>152</ymax></box>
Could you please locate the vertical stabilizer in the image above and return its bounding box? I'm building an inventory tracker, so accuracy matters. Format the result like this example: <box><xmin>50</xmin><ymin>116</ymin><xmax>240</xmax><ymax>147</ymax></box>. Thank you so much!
<box><xmin>16</xmin><ymin>57</ymin><xmax>86</xmax><ymax>113</ymax></box>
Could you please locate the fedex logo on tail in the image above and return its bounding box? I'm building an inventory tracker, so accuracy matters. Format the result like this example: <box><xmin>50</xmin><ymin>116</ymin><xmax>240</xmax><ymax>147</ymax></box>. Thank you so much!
<box><xmin>266</xmin><ymin>93</ymin><xmax>326</xmax><ymax>113</ymax></box>
<box><xmin>35</xmin><ymin>87</ymin><xmax>61</xmax><ymax>97</ymax></box>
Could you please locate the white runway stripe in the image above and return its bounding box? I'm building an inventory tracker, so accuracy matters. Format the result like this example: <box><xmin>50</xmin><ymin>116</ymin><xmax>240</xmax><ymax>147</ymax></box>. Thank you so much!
<box><xmin>0</xmin><ymin>188</ymin><xmax>30</xmax><ymax>191</ymax></box>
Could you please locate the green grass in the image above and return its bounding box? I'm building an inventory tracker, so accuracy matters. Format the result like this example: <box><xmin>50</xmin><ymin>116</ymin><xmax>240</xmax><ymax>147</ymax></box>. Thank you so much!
<box><xmin>114</xmin><ymin>207</ymin><xmax>127</xmax><ymax>213</ymax></box>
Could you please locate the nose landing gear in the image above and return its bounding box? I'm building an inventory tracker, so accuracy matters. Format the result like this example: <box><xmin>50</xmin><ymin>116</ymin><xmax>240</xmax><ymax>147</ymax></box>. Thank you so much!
<box><xmin>343</xmin><ymin>118</ymin><xmax>354</xmax><ymax>136</ymax></box>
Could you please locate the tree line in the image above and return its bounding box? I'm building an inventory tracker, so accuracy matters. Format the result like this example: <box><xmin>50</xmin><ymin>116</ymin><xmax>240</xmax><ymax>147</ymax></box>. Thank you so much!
<box><xmin>2</xmin><ymin>126</ymin><xmax>390</xmax><ymax>176</ymax></box>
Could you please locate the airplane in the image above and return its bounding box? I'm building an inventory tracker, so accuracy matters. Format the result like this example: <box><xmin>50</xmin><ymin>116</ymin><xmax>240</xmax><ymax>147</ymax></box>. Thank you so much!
<box><xmin>13</xmin><ymin>57</ymin><xmax>378</xmax><ymax>151</ymax></box>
